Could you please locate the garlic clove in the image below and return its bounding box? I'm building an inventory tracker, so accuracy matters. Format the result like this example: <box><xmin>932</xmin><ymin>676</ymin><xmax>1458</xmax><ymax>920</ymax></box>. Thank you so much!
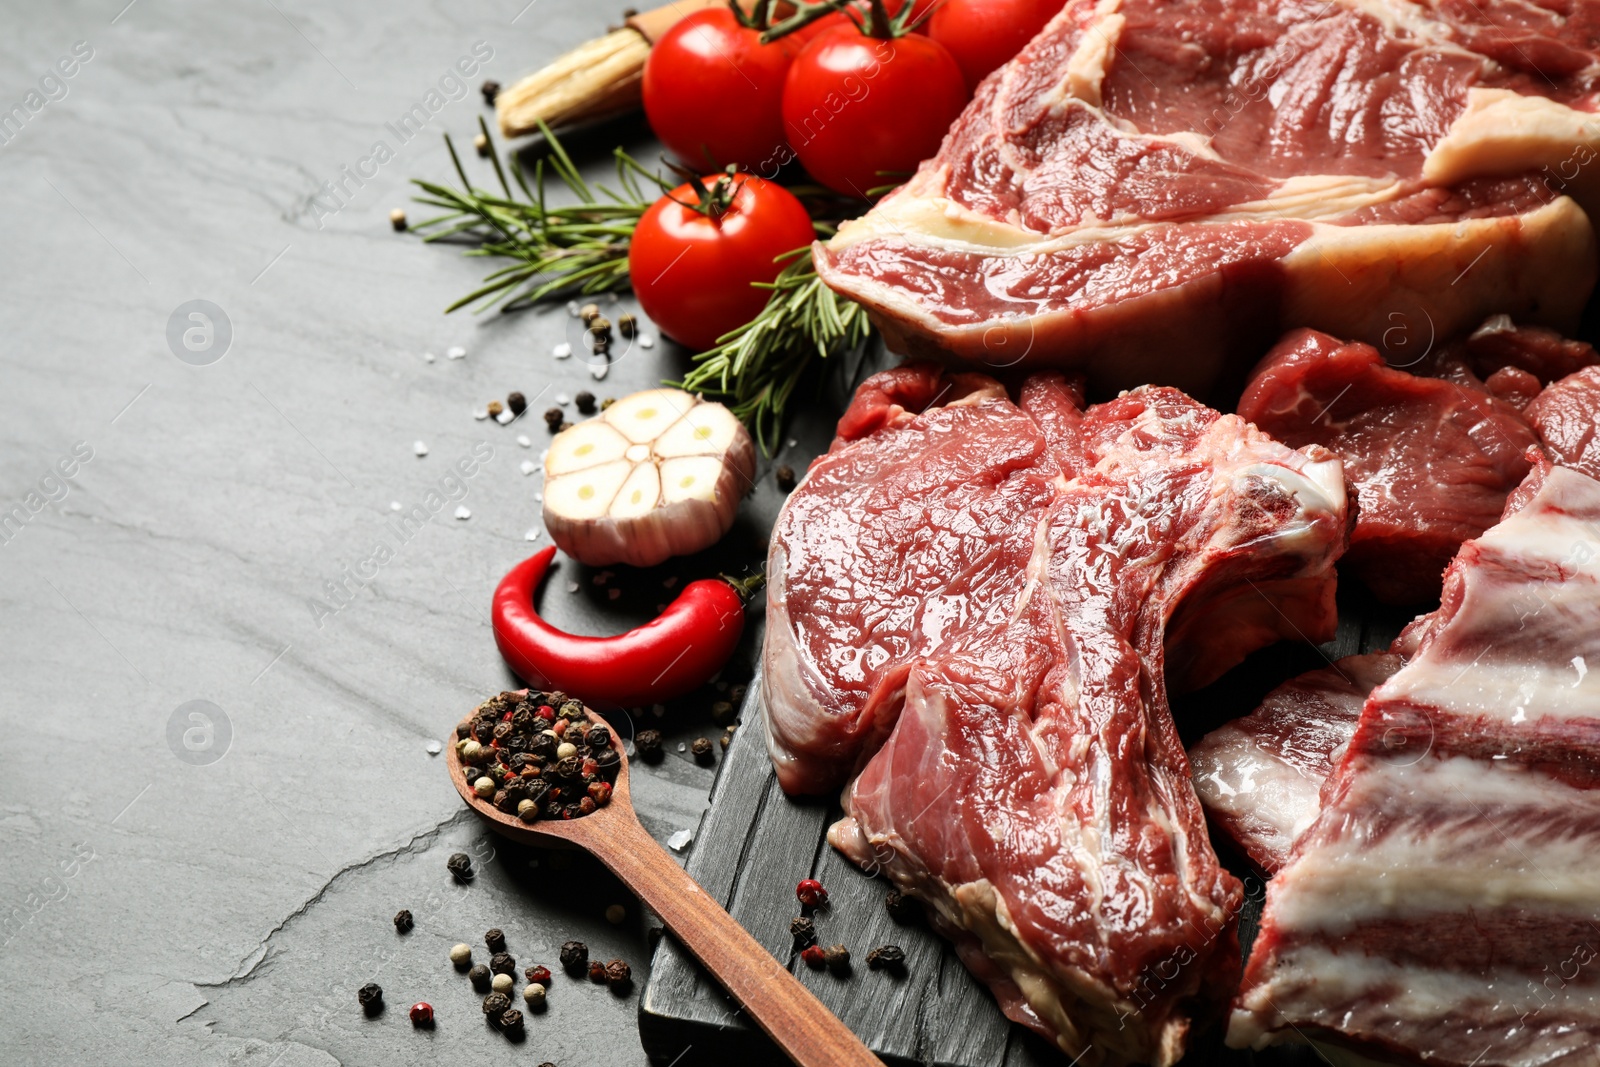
<box><xmin>547</xmin><ymin>420</ymin><xmax>629</xmax><ymax>476</ymax></box>
<box><xmin>660</xmin><ymin>456</ymin><xmax>726</xmax><ymax>505</ymax></box>
<box><xmin>611</xmin><ymin>462</ymin><xmax>662</xmax><ymax>519</ymax></box>
<box><xmin>654</xmin><ymin>402</ymin><xmax>743</xmax><ymax>459</ymax></box>
<box><xmin>602</xmin><ymin>389</ymin><xmax>694</xmax><ymax>444</ymax></box>
<box><xmin>544</xmin><ymin>458</ymin><xmax>630</xmax><ymax>520</ymax></box>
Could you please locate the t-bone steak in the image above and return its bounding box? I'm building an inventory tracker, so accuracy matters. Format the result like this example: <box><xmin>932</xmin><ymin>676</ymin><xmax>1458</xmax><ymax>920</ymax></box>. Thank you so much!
<box><xmin>762</xmin><ymin>363</ymin><xmax>1351</xmax><ymax>1065</ymax></box>
<box><xmin>1232</xmin><ymin>460</ymin><xmax>1600</xmax><ymax>1066</ymax></box>
<box><xmin>814</xmin><ymin>0</ymin><xmax>1600</xmax><ymax>398</ymax></box>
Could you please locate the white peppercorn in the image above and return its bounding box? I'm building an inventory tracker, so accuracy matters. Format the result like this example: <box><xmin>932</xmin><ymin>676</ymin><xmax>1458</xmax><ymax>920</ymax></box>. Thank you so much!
<box><xmin>450</xmin><ymin>943</ymin><xmax>473</xmax><ymax>966</ymax></box>
<box><xmin>523</xmin><ymin>982</ymin><xmax>547</xmax><ymax>1009</ymax></box>
<box><xmin>474</xmin><ymin>776</ymin><xmax>496</xmax><ymax>798</ymax></box>
<box><xmin>556</xmin><ymin>742</ymin><xmax>578</xmax><ymax>760</ymax></box>
<box><xmin>491</xmin><ymin>972</ymin><xmax>514</xmax><ymax>995</ymax></box>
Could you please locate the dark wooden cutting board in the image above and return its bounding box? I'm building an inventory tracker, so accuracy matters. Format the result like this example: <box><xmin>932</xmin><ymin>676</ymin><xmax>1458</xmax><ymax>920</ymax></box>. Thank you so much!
<box><xmin>640</xmin><ymin>583</ymin><xmax>1417</xmax><ymax>1065</ymax></box>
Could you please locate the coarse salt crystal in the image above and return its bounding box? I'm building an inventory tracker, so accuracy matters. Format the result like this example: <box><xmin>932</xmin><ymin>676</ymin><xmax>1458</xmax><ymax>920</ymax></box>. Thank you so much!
<box><xmin>640</xmin><ymin>335</ymin><xmax>655</xmax><ymax>349</ymax></box>
<box><xmin>390</xmin><ymin>501</ymin><xmax>402</xmax><ymax>511</ymax></box>
<box><xmin>667</xmin><ymin>829</ymin><xmax>693</xmax><ymax>852</ymax></box>
<box><xmin>520</xmin><ymin>460</ymin><xmax>536</xmax><ymax>475</ymax></box>
<box><xmin>678</xmin><ymin>742</ymin><xmax>688</xmax><ymax>753</ymax></box>
<box><xmin>567</xmin><ymin>581</ymin><xmax>580</xmax><ymax>593</ymax></box>
<box><xmin>553</xmin><ymin>342</ymin><xmax>572</xmax><ymax>359</ymax></box>
<box><xmin>591</xmin><ymin>363</ymin><xmax>609</xmax><ymax>380</ymax></box>
<box><xmin>473</xmin><ymin>407</ymin><xmax>489</xmax><ymax>420</ymax></box>
<box><xmin>454</xmin><ymin>505</ymin><xmax>471</xmax><ymax>520</ymax></box>
<box><xmin>496</xmin><ymin>410</ymin><xmax>514</xmax><ymax>425</ymax></box>
<box><xmin>516</xmin><ymin>435</ymin><xmax>531</xmax><ymax>448</ymax></box>
<box><xmin>447</xmin><ymin>345</ymin><xmax>466</xmax><ymax>359</ymax></box>
<box><xmin>556</xmin><ymin>393</ymin><xmax>570</xmax><ymax>405</ymax></box>
<box><xmin>567</xmin><ymin>300</ymin><xmax>581</xmax><ymax>316</ymax></box>
<box><xmin>425</xmin><ymin>740</ymin><xmax>442</xmax><ymax>755</ymax></box>
<box><xmin>524</xmin><ymin>529</ymin><xmax>541</xmax><ymax>541</ymax></box>
<box><xmin>413</xmin><ymin>441</ymin><xmax>429</xmax><ymax>457</ymax></box>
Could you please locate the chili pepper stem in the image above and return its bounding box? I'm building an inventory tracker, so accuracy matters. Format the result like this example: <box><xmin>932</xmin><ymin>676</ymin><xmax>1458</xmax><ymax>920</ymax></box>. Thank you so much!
<box><xmin>722</xmin><ymin>569</ymin><xmax>767</xmax><ymax>600</ymax></box>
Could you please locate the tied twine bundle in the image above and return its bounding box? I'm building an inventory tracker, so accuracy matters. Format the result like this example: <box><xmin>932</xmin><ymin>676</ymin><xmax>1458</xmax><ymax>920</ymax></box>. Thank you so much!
<box><xmin>497</xmin><ymin>0</ymin><xmax>719</xmax><ymax>136</ymax></box>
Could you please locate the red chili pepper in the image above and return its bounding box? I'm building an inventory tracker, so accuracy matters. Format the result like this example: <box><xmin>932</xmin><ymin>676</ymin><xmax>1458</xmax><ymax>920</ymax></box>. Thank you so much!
<box><xmin>492</xmin><ymin>546</ymin><xmax>760</xmax><ymax>708</ymax></box>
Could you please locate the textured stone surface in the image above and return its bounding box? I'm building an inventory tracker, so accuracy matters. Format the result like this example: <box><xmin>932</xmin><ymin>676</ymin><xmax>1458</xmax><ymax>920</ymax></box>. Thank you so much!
<box><xmin>0</xmin><ymin>3</ymin><xmax>831</xmax><ymax>1065</ymax></box>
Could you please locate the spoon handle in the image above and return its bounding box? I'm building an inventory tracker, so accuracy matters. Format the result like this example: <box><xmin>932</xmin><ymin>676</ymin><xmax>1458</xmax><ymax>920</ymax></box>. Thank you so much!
<box><xmin>590</xmin><ymin>816</ymin><xmax>883</xmax><ymax>1067</ymax></box>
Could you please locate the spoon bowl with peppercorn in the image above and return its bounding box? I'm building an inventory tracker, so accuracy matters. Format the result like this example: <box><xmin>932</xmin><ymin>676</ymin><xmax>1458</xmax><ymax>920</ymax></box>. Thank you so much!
<box><xmin>446</xmin><ymin>689</ymin><xmax>882</xmax><ymax>1067</ymax></box>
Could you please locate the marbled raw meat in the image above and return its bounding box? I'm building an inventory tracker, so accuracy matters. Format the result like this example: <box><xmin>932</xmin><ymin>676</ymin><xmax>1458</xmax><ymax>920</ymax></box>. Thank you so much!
<box><xmin>763</xmin><ymin>363</ymin><xmax>1351</xmax><ymax>1065</ymax></box>
<box><xmin>815</xmin><ymin>0</ymin><xmax>1600</xmax><ymax>399</ymax></box>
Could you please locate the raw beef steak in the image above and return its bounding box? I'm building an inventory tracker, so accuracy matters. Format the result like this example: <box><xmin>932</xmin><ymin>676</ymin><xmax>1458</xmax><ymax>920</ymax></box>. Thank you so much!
<box><xmin>1238</xmin><ymin>327</ymin><xmax>1543</xmax><ymax>604</ymax></box>
<box><xmin>1189</xmin><ymin>652</ymin><xmax>1402</xmax><ymax>874</ymax></box>
<box><xmin>815</xmin><ymin>0</ymin><xmax>1600</xmax><ymax>398</ymax></box>
<box><xmin>1232</xmin><ymin>460</ymin><xmax>1600</xmax><ymax>1067</ymax></box>
<box><xmin>763</xmin><ymin>363</ymin><xmax>1351</xmax><ymax>1066</ymax></box>
<box><xmin>1528</xmin><ymin>365</ymin><xmax>1600</xmax><ymax>478</ymax></box>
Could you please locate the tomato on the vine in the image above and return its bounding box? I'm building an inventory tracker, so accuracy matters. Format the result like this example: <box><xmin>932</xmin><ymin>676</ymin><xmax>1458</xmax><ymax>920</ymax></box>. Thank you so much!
<box><xmin>928</xmin><ymin>0</ymin><xmax>1062</xmax><ymax>90</ymax></box>
<box><xmin>628</xmin><ymin>172</ymin><xmax>816</xmax><ymax>352</ymax></box>
<box><xmin>782</xmin><ymin>25</ymin><xmax>968</xmax><ymax>196</ymax></box>
<box><xmin>643</xmin><ymin>8</ymin><xmax>801</xmax><ymax>171</ymax></box>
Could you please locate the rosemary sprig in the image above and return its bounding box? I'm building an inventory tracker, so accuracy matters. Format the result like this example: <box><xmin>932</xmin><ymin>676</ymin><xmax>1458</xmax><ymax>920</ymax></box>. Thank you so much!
<box><xmin>408</xmin><ymin>116</ymin><xmax>668</xmax><ymax>312</ymax></box>
<box><xmin>675</xmin><ymin>248</ymin><xmax>871</xmax><ymax>453</ymax></box>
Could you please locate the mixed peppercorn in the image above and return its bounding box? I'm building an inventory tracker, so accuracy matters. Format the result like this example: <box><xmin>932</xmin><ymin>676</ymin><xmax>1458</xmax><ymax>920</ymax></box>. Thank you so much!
<box><xmin>456</xmin><ymin>690</ymin><xmax>621</xmax><ymax>823</ymax></box>
<box><xmin>785</xmin><ymin>877</ymin><xmax>909</xmax><ymax>983</ymax></box>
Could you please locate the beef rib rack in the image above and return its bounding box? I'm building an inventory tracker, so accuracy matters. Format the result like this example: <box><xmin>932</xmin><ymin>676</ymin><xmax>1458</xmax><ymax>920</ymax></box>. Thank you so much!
<box><xmin>1232</xmin><ymin>461</ymin><xmax>1600</xmax><ymax>1066</ymax></box>
<box><xmin>814</xmin><ymin>0</ymin><xmax>1600</xmax><ymax>398</ymax></box>
<box><xmin>762</xmin><ymin>363</ymin><xmax>1350</xmax><ymax>1066</ymax></box>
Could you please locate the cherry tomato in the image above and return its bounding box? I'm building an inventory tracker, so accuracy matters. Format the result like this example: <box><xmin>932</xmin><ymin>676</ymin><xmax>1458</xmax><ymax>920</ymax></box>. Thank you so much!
<box><xmin>782</xmin><ymin>27</ymin><xmax>968</xmax><ymax>196</ymax></box>
<box><xmin>929</xmin><ymin>0</ymin><xmax>1063</xmax><ymax>90</ymax></box>
<box><xmin>643</xmin><ymin>8</ymin><xmax>801</xmax><ymax>170</ymax></box>
<box><xmin>628</xmin><ymin>174</ymin><xmax>816</xmax><ymax>352</ymax></box>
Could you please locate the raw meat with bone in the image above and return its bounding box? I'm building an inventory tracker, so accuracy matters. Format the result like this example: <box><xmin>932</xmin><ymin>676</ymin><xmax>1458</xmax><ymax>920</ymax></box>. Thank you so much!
<box><xmin>763</xmin><ymin>363</ymin><xmax>1350</xmax><ymax>1065</ymax></box>
<box><xmin>1232</xmin><ymin>460</ymin><xmax>1600</xmax><ymax>1066</ymax></box>
<box><xmin>1529</xmin><ymin>365</ymin><xmax>1600</xmax><ymax>479</ymax></box>
<box><xmin>815</xmin><ymin>0</ymin><xmax>1600</xmax><ymax>398</ymax></box>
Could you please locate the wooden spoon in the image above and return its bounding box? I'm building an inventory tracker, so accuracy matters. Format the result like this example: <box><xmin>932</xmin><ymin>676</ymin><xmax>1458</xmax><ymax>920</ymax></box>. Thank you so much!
<box><xmin>446</xmin><ymin>701</ymin><xmax>882</xmax><ymax>1067</ymax></box>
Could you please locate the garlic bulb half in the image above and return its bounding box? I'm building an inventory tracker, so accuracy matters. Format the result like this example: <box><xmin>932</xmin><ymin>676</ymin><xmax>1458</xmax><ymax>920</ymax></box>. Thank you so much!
<box><xmin>542</xmin><ymin>389</ymin><xmax>755</xmax><ymax>567</ymax></box>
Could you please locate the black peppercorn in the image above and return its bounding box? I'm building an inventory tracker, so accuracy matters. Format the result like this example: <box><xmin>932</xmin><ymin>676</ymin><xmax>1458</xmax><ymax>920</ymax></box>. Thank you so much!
<box><xmin>594</xmin><ymin>748</ymin><xmax>622</xmax><ymax>777</ymax></box>
<box><xmin>393</xmin><ymin>909</ymin><xmax>413</xmax><ymax>933</ymax></box>
<box><xmin>357</xmin><ymin>982</ymin><xmax>383</xmax><ymax>1015</ymax></box>
<box><xmin>531</xmin><ymin>733</ymin><xmax>559</xmax><ymax>760</ymax></box>
<box><xmin>447</xmin><ymin>852</ymin><xmax>473</xmax><ymax>882</ymax></box>
<box><xmin>790</xmin><ymin>916</ymin><xmax>816</xmax><ymax>949</ymax></box>
<box><xmin>635</xmin><ymin>729</ymin><xmax>664</xmax><ymax>762</ymax></box>
<box><xmin>618</xmin><ymin>312</ymin><xmax>637</xmax><ymax>338</ymax></box>
<box><xmin>588</xmin><ymin>960</ymin><xmax>607</xmax><ymax>983</ymax></box>
<box><xmin>507</xmin><ymin>391</ymin><xmax>527</xmax><ymax>416</ymax></box>
<box><xmin>473</xmin><ymin>718</ymin><xmax>497</xmax><ymax>742</ymax></box>
<box><xmin>553</xmin><ymin>755</ymin><xmax>581</xmax><ymax>780</ymax></box>
<box><xmin>485</xmin><ymin>927</ymin><xmax>507</xmax><ymax>952</ymax></box>
<box><xmin>559</xmin><ymin>940</ymin><xmax>589</xmax><ymax>975</ymax></box>
<box><xmin>481</xmin><ymin>79</ymin><xmax>501</xmax><ymax>105</ymax></box>
<box><xmin>490</xmin><ymin>951</ymin><xmax>516</xmax><ymax>975</ymax></box>
<box><xmin>492</xmin><ymin>721</ymin><xmax>514</xmax><ymax>743</ymax></box>
<box><xmin>691</xmin><ymin>737</ymin><xmax>715</xmax><ymax>765</ymax></box>
<box><xmin>544</xmin><ymin>406</ymin><xmax>564</xmax><ymax>431</ymax></box>
<box><xmin>823</xmin><ymin>944</ymin><xmax>851</xmax><ymax>975</ymax></box>
<box><xmin>585</xmin><ymin>725</ymin><xmax>611</xmax><ymax>748</ymax></box>
<box><xmin>470</xmin><ymin>963</ymin><xmax>492</xmax><ymax>991</ymax></box>
<box><xmin>604</xmin><ymin>959</ymin><xmax>632</xmax><ymax>990</ymax></box>
<box><xmin>504</xmin><ymin>778</ymin><xmax>530</xmax><ymax>801</ymax></box>
<box><xmin>775</xmin><ymin>464</ymin><xmax>797</xmax><ymax>492</ymax></box>
<box><xmin>457</xmin><ymin>717</ymin><xmax>476</xmax><ymax>739</ymax></box>
<box><xmin>866</xmin><ymin>944</ymin><xmax>907</xmax><ymax>974</ymax></box>
<box><xmin>482</xmin><ymin>991</ymin><xmax>511</xmax><ymax>1019</ymax></box>
<box><xmin>559</xmin><ymin>699</ymin><xmax>585</xmax><ymax>721</ymax></box>
<box><xmin>574</xmin><ymin>390</ymin><xmax>597</xmax><ymax>414</ymax></box>
<box><xmin>492</xmin><ymin>789</ymin><xmax>514</xmax><ymax>813</ymax></box>
<box><xmin>711</xmin><ymin>700</ymin><xmax>737</xmax><ymax>726</ymax></box>
<box><xmin>498</xmin><ymin>1006</ymin><xmax>525</xmax><ymax>1037</ymax></box>
<box><xmin>885</xmin><ymin>888</ymin><xmax>919</xmax><ymax>924</ymax></box>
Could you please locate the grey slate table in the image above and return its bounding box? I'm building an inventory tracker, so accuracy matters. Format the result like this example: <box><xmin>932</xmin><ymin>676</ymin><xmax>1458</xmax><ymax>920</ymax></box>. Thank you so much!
<box><xmin>0</xmin><ymin>3</ymin><xmax>837</xmax><ymax>1065</ymax></box>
